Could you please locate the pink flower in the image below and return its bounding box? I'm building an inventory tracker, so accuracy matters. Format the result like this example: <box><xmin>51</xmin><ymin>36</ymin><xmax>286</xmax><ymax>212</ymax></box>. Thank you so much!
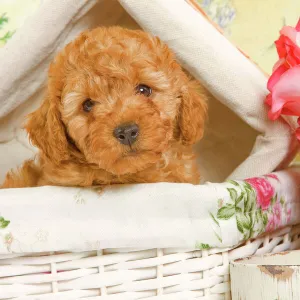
<box><xmin>267</xmin><ymin>19</ymin><xmax>300</xmax><ymax>93</ymax></box>
<box><xmin>266</xmin><ymin>215</ymin><xmax>276</xmax><ymax>232</ymax></box>
<box><xmin>285</xmin><ymin>203</ymin><xmax>292</xmax><ymax>223</ymax></box>
<box><xmin>245</xmin><ymin>177</ymin><xmax>275</xmax><ymax>210</ymax></box>
<box><xmin>218</xmin><ymin>199</ymin><xmax>224</xmax><ymax>208</ymax></box>
<box><xmin>4</xmin><ymin>233</ymin><xmax>13</xmax><ymax>245</ymax></box>
<box><xmin>265</xmin><ymin>174</ymin><xmax>280</xmax><ymax>181</ymax></box>
<box><xmin>273</xmin><ymin>202</ymin><xmax>282</xmax><ymax>224</ymax></box>
<box><xmin>266</xmin><ymin>202</ymin><xmax>282</xmax><ymax>232</ymax></box>
<box><xmin>265</xmin><ymin>19</ymin><xmax>300</xmax><ymax>139</ymax></box>
<box><xmin>266</xmin><ymin>65</ymin><xmax>300</xmax><ymax>120</ymax></box>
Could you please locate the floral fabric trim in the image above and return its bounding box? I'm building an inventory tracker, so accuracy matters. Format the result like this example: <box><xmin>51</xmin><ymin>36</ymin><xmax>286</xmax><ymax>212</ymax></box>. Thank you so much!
<box><xmin>195</xmin><ymin>173</ymin><xmax>295</xmax><ymax>250</ymax></box>
<box><xmin>0</xmin><ymin>169</ymin><xmax>299</xmax><ymax>254</ymax></box>
<box><xmin>198</xmin><ymin>0</ymin><xmax>236</xmax><ymax>32</ymax></box>
<box><xmin>0</xmin><ymin>14</ymin><xmax>15</xmax><ymax>46</ymax></box>
<box><xmin>0</xmin><ymin>0</ymin><xmax>40</xmax><ymax>48</ymax></box>
<box><xmin>186</xmin><ymin>0</ymin><xmax>269</xmax><ymax>76</ymax></box>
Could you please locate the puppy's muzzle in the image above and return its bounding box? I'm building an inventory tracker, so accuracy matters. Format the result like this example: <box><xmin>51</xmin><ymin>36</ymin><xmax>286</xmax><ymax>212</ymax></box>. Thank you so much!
<box><xmin>113</xmin><ymin>123</ymin><xmax>139</xmax><ymax>146</ymax></box>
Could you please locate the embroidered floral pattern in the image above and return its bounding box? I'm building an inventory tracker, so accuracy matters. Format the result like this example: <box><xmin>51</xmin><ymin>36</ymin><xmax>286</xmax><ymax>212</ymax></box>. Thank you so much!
<box><xmin>210</xmin><ymin>175</ymin><xmax>289</xmax><ymax>241</ymax></box>
<box><xmin>0</xmin><ymin>172</ymin><xmax>296</xmax><ymax>252</ymax></box>
<box><xmin>4</xmin><ymin>233</ymin><xmax>13</xmax><ymax>251</ymax></box>
<box><xmin>198</xmin><ymin>0</ymin><xmax>236</xmax><ymax>31</ymax></box>
<box><xmin>0</xmin><ymin>13</ymin><xmax>15</xmax><ymax>45</ymax></box>
<box><xmin>0</xmin><ymin>215</ymin><xmax>12</xmax><ymax>251</ymax></box>
<box><xmin>245</xmin><ymin>177</ymin><xmax>274</xmax><ymax>210</ymax></box>
<box><xmin>74</xmin><ymin>190</ymin><xmax>86</xmax><ymax>204</ymax></box>
<box><xmin>195</xmin><ymin>242</ymin><xmax>211</xmax><ymax>250</ymax></box>
<box><xmin>0</xmin><ymin>216</ymin><xmax>10</xmax><ymax>229</ymax></box>
<box><xmin>35</xmin><ymin>229</ymin><xmax>49</xmax><ymax>242</ymax></box>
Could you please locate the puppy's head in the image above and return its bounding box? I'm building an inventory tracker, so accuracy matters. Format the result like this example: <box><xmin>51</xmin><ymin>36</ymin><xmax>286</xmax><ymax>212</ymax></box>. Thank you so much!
<box><xmin>26</xmin><ymin>27</ymin><xmax>207</xmax><ymax>175</ymax></box>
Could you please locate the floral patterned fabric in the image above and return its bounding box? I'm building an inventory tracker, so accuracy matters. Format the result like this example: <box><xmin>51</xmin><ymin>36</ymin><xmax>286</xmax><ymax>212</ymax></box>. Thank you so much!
<box><xmin>211</xmin><ymin>174</ymin><xmax>293</xmax><ymax>246</ymax></box>
<box><xmin>0</xmin><ymin>0</ymin><xmax>40</xmax><ymax>48</ymax></box>
<box><xmin>0</xmin><ymin>169</ymin><xmax>299</xmax><ymax>253</ymax></box>
<box><xmin>0</xmin><ymin>0</ymin><xmax>299</xmax><ymax>254</ymax></box>
<box><xmin>195</xmin><ymin>0</ymin><xmax>300</xmax><ymax>74</ymax></box>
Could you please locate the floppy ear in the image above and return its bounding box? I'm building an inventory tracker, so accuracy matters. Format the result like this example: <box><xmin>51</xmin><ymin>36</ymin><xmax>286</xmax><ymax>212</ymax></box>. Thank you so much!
<box><xmin>25</xmin><ymin>94</ymin><xmax>70</xmax><ymax>165</ymax></box>
<box><xmin>179</xmin><ymin>80</ymin><xmax>208</xmax><ymax>145</ymax></box>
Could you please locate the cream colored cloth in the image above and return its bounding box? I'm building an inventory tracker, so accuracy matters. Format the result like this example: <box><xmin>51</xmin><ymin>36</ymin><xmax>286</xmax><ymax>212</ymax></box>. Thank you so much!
<box><xmin>0</xmin><ymin>0</ymin><xmax>299</xmax><ymax>254</ymax></box>
<box><xmin>119</xmin><ymin>0</ymin><xmax>298</xmax><ymax>179</ymax></box>
<box><xmin>0</xmin><ymin>169</ymin><xmax>299</xmax><ymax>253</ymax></box>
<box><xmin>0</xmin><ymin>0</ymin><xmax>297</xmax><ymax>184</ymax></box>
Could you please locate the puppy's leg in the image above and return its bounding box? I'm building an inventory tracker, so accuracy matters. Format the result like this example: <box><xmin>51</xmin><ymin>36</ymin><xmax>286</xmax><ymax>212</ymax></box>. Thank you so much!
<box><xmin>1</xmin><ymin>160</ymin><xmax>41</xmax><ymax>188</ymax></box>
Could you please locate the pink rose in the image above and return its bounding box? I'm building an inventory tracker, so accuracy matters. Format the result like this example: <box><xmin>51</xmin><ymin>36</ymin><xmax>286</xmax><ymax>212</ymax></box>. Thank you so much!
<box><xmin>266</xmin><ymin>202</ymin><xmax>282</xmax><ymax>232</ymax></box>
<box><xmin>266</xmin><ymin>215</ymin><xmax>276</xmax><ymax>232</ymax></box>
<box><xmin>273</xmin><ymin>202</ymin><xmax>282</xmax><ymax>224</ymax></box>
<box><xmin>286</xmin><ymin>203</ymin><xmax>292</xmax><ymax>223</ymax></box>
<box><xmin>266</xmin><ymin>65</ymin><xmax>300</xmax><ymax>118</ymax></box>
<box><xmin>245</xmin><ymin>177</ymin><xmax>275</xmax><ymax>210</ymax></box>
<box><xmin>265</xmin><ymin>19</ymin><xmax>300</xmax><ymax>139</ymax></box>
<box><xmin>265</xmin><ymin>174</ymin><xmax>279</xmax><ymax>181</ymax></box>
<box><xmin>267</xmin><ymin>19</ymin><xmax>300</xmax><ymax>92</ymax></box>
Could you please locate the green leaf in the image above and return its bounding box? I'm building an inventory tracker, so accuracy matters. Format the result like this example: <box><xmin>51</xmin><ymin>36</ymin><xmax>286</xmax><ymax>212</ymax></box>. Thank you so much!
<box><xmin>271</xmin><ymin>195</ymin><xmax>277</xmax><ymax>205</ymax></box>
<box><xmin>227</xmin><ymin>180</ymin><xmax>239</xmax><ymax>187</ymax></box>
<box><xmin>0</xmin><ymin>30</ymin><xmax>15</xmax><ymax>43</ymax></box>
<box><xmin>209</xmin><ymin>212</ymin><xmax>220</xmax><ymax>227</ymax></box>
<box><xmin>237</xmin><ymin>213</ymin><xmax>251</xmax><ymax>230</ymax></box>
<box><xmin>262</xmin><ymin>213</ymin><xmax>268</xmax><ymax>226</ymax></box>
<box><xmin>249</xmin><ymin>228</ymin><xmax>254</xmax><ymax>239</ymax></box>
<box><xmin>235</xmin><ymin>207</ymin><xmax>242</xmax><ymax>213</ymax></box>
<box><xmin>236</xmin><ymin>215</ymin><xmax>244</xmax><ymax>233</ymax></box>
<box><xmin>195</xmin><ymin>242</ymin><xmax>211</xmax><ymax>250</ymax></box>
<box><xmin>280</xmin><ymin>197</ymin><xmax>285</xmax><ymax>205</ymax></box>
<box><xmin>0</xmin><ymin>217</ymin><xmax>10</xmax><ymax>229</ymax></box>
<box><xmin>249</xmin><ymin>213</ymin><xmax>254</xmax><ymax>228</ymax></box>
<box><xmin>217</xmin><ymin>205</ymin><xmax>235</xmax><ymax>220</ymax></box>
<box><xmin>214</xmin><ymin>230</ymin><xmax>222</xmax><ymax>243</ymax></box>
<box><xmin>244</xmin><ymin>189</ymin><xmax>255</xmax><ymax>212</ymax></box>
<box><xmin>0</xmin><ymin>13</ymin><xmax>8</xmax><ymax>30</ymax></box>
<box><xmin>236</xmin><ymin>192</ymin><xmax>245</xmax><ymax>206</ymax></box>
<box><xmin>255</xmin><ymin>210</ymin><xmax>260</xmax><ymax>223</ymax></box>
<box><xmin>227</xmin><ymin>188</ymin><xmax>238</xmax><ymax>201</ymax></box>
<box><xmin>244</xmin><ymin>182</ymin><xmax>253</xmax><ymax>191</ymax></box>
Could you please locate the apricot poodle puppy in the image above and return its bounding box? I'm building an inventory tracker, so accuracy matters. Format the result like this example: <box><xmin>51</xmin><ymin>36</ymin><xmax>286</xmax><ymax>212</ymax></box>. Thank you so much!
<box><xmin>2</xmin><ymin>27</ymin><xmax>207</xmax><ymax>188</ymax></box>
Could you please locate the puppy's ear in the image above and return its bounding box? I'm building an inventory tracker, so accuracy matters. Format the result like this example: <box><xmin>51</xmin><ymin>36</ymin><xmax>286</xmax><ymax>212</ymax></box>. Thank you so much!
<box><xmin>25</xmin><ymin>94</ymin><xmax>70</xmax><ymax>164</ymax></box>
<box><xmin>178</xmin><ymin>80</ymin><xmax>207</xmax><ymax>145</ymax></box>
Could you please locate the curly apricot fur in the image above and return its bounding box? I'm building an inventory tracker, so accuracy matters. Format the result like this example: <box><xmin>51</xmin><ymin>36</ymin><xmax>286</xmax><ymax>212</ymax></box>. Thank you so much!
<box><xmin>2</xmin><ymin>27</ymin><xmax>207</xmax><ymax>188</ymax></box>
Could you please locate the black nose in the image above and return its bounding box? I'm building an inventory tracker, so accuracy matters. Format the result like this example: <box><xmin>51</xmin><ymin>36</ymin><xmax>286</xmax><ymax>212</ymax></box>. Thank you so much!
<box><xmin>113</xmin><ymin>123</ymin><xmax>139</xmax><ymax>145</ymax></box>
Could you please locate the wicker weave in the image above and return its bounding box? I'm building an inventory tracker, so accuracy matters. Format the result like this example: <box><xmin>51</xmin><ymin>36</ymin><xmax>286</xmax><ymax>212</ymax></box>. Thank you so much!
<box><xmin>0</xmin><ymin>225</ymin><xmax>299</xmax><ymax>299</ymax></box>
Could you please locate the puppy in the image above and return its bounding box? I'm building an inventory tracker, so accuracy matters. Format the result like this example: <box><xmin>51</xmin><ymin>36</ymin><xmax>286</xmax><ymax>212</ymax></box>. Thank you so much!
<box><xmin>2</xmin><ymin>27</ymin><xmax>207</xmax><ymax>188</ymax></box>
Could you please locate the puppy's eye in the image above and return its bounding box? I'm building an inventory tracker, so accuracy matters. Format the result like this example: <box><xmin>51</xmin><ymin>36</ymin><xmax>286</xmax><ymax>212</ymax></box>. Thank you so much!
<box><xmin>82</xmin><ymin>99</ymin><xmax>95</xmax><ymax>112</ymax></box>
<box><xmin>135</xmin><ymin>84</ymin><xmax>152</xmax><ymax>97</ymax></box>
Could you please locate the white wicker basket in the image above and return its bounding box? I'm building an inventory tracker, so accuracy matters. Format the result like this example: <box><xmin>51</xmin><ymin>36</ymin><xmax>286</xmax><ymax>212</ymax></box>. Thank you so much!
<box><xmin>1</xmin><ymin>226</ymin><xmax>300</xmax><ymax>299</ymax></box>
<box><xmin>0</xmin><ymin>1</ymin><xmax>300</xmax><ymax>299</ymax></box>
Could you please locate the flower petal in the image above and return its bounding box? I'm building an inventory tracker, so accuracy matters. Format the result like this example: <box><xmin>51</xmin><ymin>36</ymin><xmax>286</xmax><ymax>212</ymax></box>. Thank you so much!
<box><xmin>267</xmin><ymin>63</ymin><xmax>288</xmax><ymax>91</ymax></box>
<box><xmin>281</xmin><ymin>26</ymin><xmax>298</xmax><ymax>44</ymax></box>
<box><xmin>268</xmin><ymin>103</ymin><xmax>285</xmax><ymax>120</ymax></box>
<box><xmin>296</xmin><ymin>18</ymin><xmax>300</xmax><ymax>31</ymax></box>
<box><xmin>295</xmin><ymin>127</ymin><xmax>300</xmax><ymax>141</ymax></box>
<box><xmin>270</xmin><ymin>65</ymin><xmax>300</xmax><ymax>118</ymax></box>
<box><xmin>297</xmin><ymin>33</ymin><xmax>300</xmax><ymax>47</ymax></box>
<box><xmin>272</xmin><ymin>58</ymin><xmax>285</xmax><ymax>72</ymax></box>
<box><xmin>265</xmin><ymin>93</ymin><xmax>273</xmax><ymax>106</ymax></box>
